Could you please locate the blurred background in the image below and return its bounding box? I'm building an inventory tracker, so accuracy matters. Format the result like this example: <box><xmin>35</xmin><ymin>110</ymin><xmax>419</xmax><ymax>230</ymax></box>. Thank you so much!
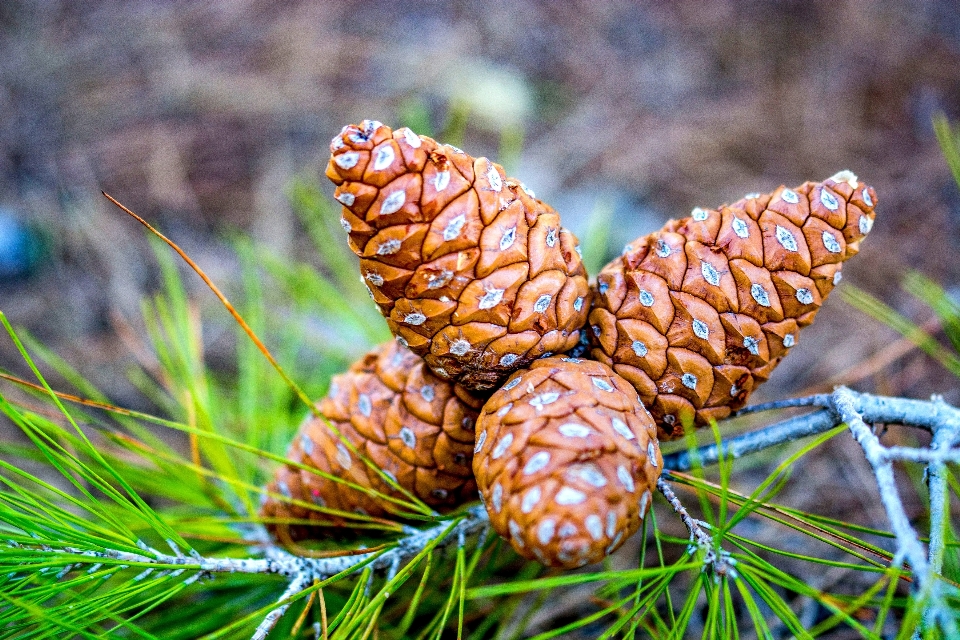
<box><xmin>2</xmin><ymin>0</ymin><xmax>960</xmax><ymax>406</ymax></box>
<box><xmin>1</xmin><ymin>1</ymin><xmax>959</xmax><ymax>634</ymax></box>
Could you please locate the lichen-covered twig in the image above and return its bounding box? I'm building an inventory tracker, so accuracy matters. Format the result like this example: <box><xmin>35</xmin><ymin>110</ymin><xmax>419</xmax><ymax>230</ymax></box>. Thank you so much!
<box><xmin>252</xmin><ymin>573</ymin><xmax>310</xmax><ymax>640</ymax></box>
<box><xmin>656</xmin><ymin>477</ymin><xmax>735</xmax><ymax>577</ymax></box>
<box><xmin>926</xmin><ymin>396</ymin><xmax>960</xmax><ymax>579</ymax></box>
<box><xmin>663</xmin><ymin>407</ymin><xmax>837</xmax><ymax>472</ymax></box>
<box><xmin>16</xmin><ymin>506</ymin><xmax>489</xmax><ymax>639</ymax></box>
<box><xmin>663</xmin><ymin>388</ymin><xmax>960</xmax><ymax>472</ymax></box>
<box><xmin>828</xmin><ymin>388</ymin><xmax>960</xmax><ymax>638</ymax></box>
<box><xmin>831</xmin><ymin>387</ymin><xmax>931</xmax><ymax>580</ymax></box>
<box><xmin>922</xmin><ymin>398</ymin><xmax>960</xmax><ymax>637</ymax></box>
<box><xmin>731</xmin><ymin>394</ymin><xmax>832</xmax><ymax>415</ymax></box>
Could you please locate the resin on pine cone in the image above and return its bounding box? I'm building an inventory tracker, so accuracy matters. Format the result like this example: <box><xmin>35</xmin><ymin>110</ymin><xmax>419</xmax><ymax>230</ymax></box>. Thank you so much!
<box><xmin>589</xmin><ymin>171</ymin><xmax>877</xmax><ymax>439</ymax></box>
<box><xmin>261</xmin><ymin>341</ymin><xmax>485</xmax><ymax>539</ymax></box>
<box><xmin>325</xmin><ymin>120</ymin><xmax>591</xmax><ymax>392</ymax></box>
<box><xmin>473</xmin><ymin>356</ymin><xmax>662</xmax><ymax>568</ymax></box>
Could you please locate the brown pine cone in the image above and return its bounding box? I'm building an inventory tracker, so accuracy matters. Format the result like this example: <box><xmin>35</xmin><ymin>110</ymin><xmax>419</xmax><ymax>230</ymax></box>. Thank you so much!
<box><xmin>325</xmin><ymin>120</ymin><xmax>591</xmax><ymax>392</ymax></box>
<box><xmin>473</xmin><ymin>356</ymin><xmax>662</xmax><ymax>568</ymax></box>
<box><xmin>261</xmin><ymin>341</ymin><xmax>486</xmax><ymax>539</ymax></box>
<box><xmin>589</xmin><ymin>171</ymin><xmax>877</xmax><ymax>439</ymax></box>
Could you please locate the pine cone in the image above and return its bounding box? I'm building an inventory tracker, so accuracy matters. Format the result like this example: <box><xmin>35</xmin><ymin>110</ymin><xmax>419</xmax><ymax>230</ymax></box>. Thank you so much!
<box><xmin>261</xmin><ymin>341</ymin><xmax>486</xmax><ymax>539</ymax></box>
<box><xmin>473</xmin><ymin>356</ymin><xmax>662</xmax><ymax>568</ymax></box>
<box><xmin>325</xmin><ymin>120</ymin><xmax>591</xmax><ymax>392</ymax></box>
<box><xmin>589</xmin><ymin>171</ymin><xmax>878</xmax><ymax>439</ymax></box>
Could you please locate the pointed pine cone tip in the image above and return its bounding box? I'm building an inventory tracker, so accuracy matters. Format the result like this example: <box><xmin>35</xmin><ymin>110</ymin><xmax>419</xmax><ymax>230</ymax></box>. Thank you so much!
<box><xmin>260</xmin><ymin>340</ymin><xmax>486</xmax><ymax>540</ymax></box>
<box><xmin>473</xmin><ymin>356</ymin><xmax>662</xmax><ymax>568</ymax></box>
<box><xmin>325</xmin><ymin>121</ymin><xmax>591</xmax><ymax>391</ymax></box>
<box><xmin>588</xmin><ymin>173</ymin><xmax>877</xmax><ymax>440</ymax></box>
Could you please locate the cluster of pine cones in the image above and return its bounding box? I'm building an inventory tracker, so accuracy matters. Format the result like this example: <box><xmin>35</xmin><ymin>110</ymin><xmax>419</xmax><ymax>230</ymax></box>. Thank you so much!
<box><xmin>261</xmin><ymin>120</ymin><xmax>877</xmax><ymax>568</ymax></box>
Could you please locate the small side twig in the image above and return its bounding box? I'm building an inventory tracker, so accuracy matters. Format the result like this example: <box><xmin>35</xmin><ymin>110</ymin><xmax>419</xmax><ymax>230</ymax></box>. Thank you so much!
<box><xmin>831</xmin><ymin>388</ymin><xmax>930</xmax><ymax>582</ymax></box>
<box><xmin>252</xmin><ymin>573</ymin><xmax>310</xmax><ymax>640</ymax></box>
<box><xmin>923</xmin><ymin>408</ymin><xmax>960</xmax><ymax>637</ymax></box>
<box><xmin>656</xmin><ymin>476</ymin><xmax>735</xmax><ymax>577</ymax></box>
<box><xmin>926</xmin><ymin>396</ymin><xmax>960</xmax><ymax>580</ymax></box>
<box><xmin>19</xmin><ymin>506</ymin><xmax>492</xmax><ymax>636</ymax></box>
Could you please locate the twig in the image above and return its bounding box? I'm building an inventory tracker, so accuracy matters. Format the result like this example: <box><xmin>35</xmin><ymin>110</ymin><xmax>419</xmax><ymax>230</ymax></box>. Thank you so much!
<box><xmin>731</xmin><ymin>394</ymin><xmax>831</xmax><ymax>415</ymax></box>
<box><xmin>656</xmin><ymin>477</ymin><xmax>735</xmax><ymax>577</ymax></box>
<box><xmin>663</xmin><ymin>389</ymin><xmax>960</xmax><ymax>472</ymax></box>
<box><xmin>830</xmin><ymin>388</ymin><xmax>959</xmax><ymax>638</ymax></box>
<box><xmin>18</xmin><ymin>507</ymin><xmax>490</xmax><ymax>620</ymax></box>
<box><xmin>921</xmin><ymin>396</ymin><xmax>960</xmax><ymax>637</ymax></box>
<box><xmin>882</xmin><ymin>445</ymin><xmax>960</xmax><ymax>464</ymax></box>
<box><xmin>252</xmin><ymin>573</ymin><xmax>310</xmax><ymax>640</ymax></box>
<box><xmin>656</xmin><ymin>477</ymin><xmax>713</xmax><ymax>549</ymax></box>
<box><xmin>663</xmin><ymin>408</ymin><xmax>837</xmax><ymax>472</ymax></box>
<box><xmin>830</xmin><ymin>388</ymin><xmax>930</xmax><ymax>581</ymax></box>
<box><xmin>926</xmin><ymin>396</ymin><xmax>960</xmax><ymax>578</ymax></box>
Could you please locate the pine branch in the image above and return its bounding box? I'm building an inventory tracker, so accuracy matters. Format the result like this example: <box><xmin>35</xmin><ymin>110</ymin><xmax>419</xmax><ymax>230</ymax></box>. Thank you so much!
<box><xmin>18</xmin><ymin>506</ymin><xmax>489</xmax><ymax>584</ymax></box>
<box><xmin>656</xmin><ymin>477</ymin><xmax>735</xmax><ymax>577</ymax></box>
<box><xmin>9</xmin><ymin>389</ymin><xmax>959</xmax><ymax>635</ymax></box>
<box><xmin>662</xmin><ymin>388</ymin><xmax>960</xmax><ymax>472</ymax></box>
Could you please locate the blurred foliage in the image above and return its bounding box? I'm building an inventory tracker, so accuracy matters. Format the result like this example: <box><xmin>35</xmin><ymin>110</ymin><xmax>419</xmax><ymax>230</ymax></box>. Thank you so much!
<box><xmin>844</xmin><ymin>115</ymin><xmax>960</xmax><ymax>383</ymax></box>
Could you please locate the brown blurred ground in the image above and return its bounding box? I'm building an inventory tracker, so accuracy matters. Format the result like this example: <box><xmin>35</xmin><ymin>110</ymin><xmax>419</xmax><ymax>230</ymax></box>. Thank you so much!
<box><xmin>0</xmin><ymin>0</ymin><xmax>958</xmax><ymax>633</ymax></box>
<box><xmin>3</xmin><ymin>0</ymin><xmax>960</xmax><ymax>404</ymax></box>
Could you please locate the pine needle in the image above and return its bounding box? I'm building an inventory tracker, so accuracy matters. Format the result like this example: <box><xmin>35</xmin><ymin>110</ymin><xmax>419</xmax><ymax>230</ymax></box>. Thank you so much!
<box><xmin>102</xmin><ymin>191</ymin><xmax>319</xmax><ymax>418</ymax></box>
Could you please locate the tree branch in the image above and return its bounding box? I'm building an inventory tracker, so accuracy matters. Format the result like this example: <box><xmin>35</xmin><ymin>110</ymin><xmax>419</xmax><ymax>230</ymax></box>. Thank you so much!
<box><xmin>663</xmin><ymin>389</ymin><xmax>960</xmax><ymax>472</ymax></box>
<box><xmin>22</xmin><ymin>506</ymin><xmax>491</xmax><ymax>584</ymax></box>
<box><xmin>830</xmin><ymin>388</ymin><xmax>930</xmax><ymax>580</ymax></box>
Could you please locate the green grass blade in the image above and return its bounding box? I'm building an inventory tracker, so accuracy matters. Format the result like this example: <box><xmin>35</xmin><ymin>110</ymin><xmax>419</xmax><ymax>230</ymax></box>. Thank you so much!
<box><xmin>842</xmin><ymin>285</ymin><xmax>960</xmax><ymax>379</ymax></box>
<box><xmin>903</xmin><ymin>270</ymin><xmax>960</xmax><ymax>356</ymax></box>
<box><xmin>933</xmin><ymin>113</ymin><xmax>960</xmax><ymax>189</ymax></box>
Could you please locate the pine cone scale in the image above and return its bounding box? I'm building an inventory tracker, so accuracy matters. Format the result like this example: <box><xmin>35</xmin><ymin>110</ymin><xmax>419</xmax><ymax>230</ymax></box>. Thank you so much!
<box><xmin>474</xmin><ymin>356</ymin><xmax>662</xmax><ymax>568</ymax></box>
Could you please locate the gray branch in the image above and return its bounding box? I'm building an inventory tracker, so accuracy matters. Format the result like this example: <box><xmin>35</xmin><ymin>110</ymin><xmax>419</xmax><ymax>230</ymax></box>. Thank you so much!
<box><xmin>252</xmin><ymin>573</ymin><xmax>310</xmax><ymax>640</ymax></box>
<box><xmin>663</xmin><ymin>388</ymin><xmax>960</xmax><ymax>471</ymax></box>
<box><xmin>21</xmin><ymin>506</ymin><xmax>490</xmax><ymax>586</ymax></box>
<box><xmin>830</xmin><ymin>388</ymin><xmax>930</xmax><ymax>580</ymax></box>
<box><xmin>920</xmin><ymin>397</ymin><xmax>960</xmax><ymax>637</ymax></box>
